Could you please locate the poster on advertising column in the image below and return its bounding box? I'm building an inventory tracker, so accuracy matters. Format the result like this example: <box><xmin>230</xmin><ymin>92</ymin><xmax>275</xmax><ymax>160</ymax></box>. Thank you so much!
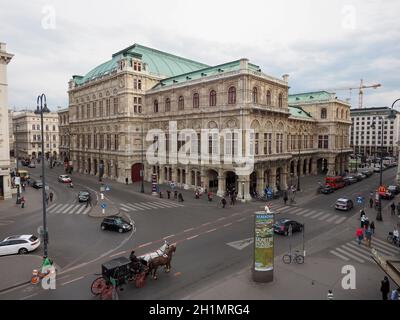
<box><xmin>152</xmin><ymin>174</ymin><xmax>158</xmax><ymax>195</ymax></box>
<box><xmin>253</xmin><ymin>212</ymin><xmax>274</xmax><ymax>282</ymax></box>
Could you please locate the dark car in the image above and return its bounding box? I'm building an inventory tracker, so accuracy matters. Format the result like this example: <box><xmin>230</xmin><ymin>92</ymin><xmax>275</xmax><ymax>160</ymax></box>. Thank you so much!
<box><xmin>32</xmin><ymin>180</ymin><xmax>43</xmax><ymax>189</ymax></box>
<box><xmin>321</xmin><ymin>185</ymin><xmax>334</xmax><ymax>194</ymax></box>
<box><xmin>387</xmin><ymin>185</ymin><xmax>400</xmax><ymax>195</ymax></box>
<box><xmin>273</xmin><ymin>219</ymin><xmax>303</xmax><ymax>236</ymax></box>
<box><xmin>101</xmin><ymin>216</ymin><xmax>133</xmax><ymax>233</ymax></box>
<box><xmin>380</xmin><ymin>190</ymin><xmax>394</xmax><ymax>200</ymax></box>
<box><xmin>354</xmin><ymin>173</ymin><xmax>366</xmax><ymax>181</ymax></box>
<box><xmin>78</xmin><ymin>191</ymin><xmax>90</xmax><ymax>202</ymax></box>
<box><xmin>335</xmin><ymin>198</ymin><xmax>354</xmax><ymax>211</ymax></box>
<box><xmin>344</xmin><ymin>176</ymin><xmax>358</xmax><ymax>184</ymax></box>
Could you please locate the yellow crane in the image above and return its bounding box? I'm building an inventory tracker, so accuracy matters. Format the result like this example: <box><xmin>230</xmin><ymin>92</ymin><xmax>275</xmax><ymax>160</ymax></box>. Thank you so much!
<box><xmin>324</xmin><ymin>79</ymin><xmax>382</xmax><ymax>108</ymax></box>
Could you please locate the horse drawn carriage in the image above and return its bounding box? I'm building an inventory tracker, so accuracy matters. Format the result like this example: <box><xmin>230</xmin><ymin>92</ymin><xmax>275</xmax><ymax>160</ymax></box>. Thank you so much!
<box><xmin>91</xmin><ymin>241</ymin><xmax>176</xmax><ymax>300</ymax></box>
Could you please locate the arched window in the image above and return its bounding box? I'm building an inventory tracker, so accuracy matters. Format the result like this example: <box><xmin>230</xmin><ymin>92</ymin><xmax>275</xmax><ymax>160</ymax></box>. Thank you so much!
<box><xmin>165</xmin><ymin>98</ymin><xmax>171</xmax><ymax>112</ymax></box>
<box><xmin>346</xmin><ymin>110</ymin><xmax>349</xmax><ymax>119</ymax></box>
<box><xmin>178</xmin><ymin>96</ymin><xmax>184</xmax><ymax>110</ymax></box>
<box><xmin>321</xmin><ymin>108</ymin><xmax>327</xmax><ymax>119</ymax></box>
<box><xmin>336</xmin><ymin>109</ymin><xmax>339</xmax><ymax>118</ymax></box>
<box><xmin>341</xmin><ymin>109</ymin><xmax>344</xmax><ymax>119</ymax></box>
<box><xmin>138</xmin><ymin>79</ymin><xmax>142</xmax><ymax>90</ymax></box>
<box><xmin>228</xmin><ymin>86</ymin><xmax>236</xmax><ymax>104</ymax></box>
<box><xmin>266</xmin><ymin>90</ymin><xmax>271</xmax><ymax>106</ymax></box>
<box><xmin>154</xmin><ymin>100</ymin><xmax>159</xmax><ymax>113</ymax></box>
<box><xmin>209</xmin><ymin>90</ymin><xmax>217</xmax><ymax>106</ymax></box>
<box><xmin>46</xmin><ymin>125</ymin><xmax>49</xmax><ymax>131</ymax></box>
<box><xmin>193</xmin><ymin>93</ymin><xmax>199</xmax><ymax>108</ymax></box>
<box><xmin>252</xmin><ymin>87</ymin><xmax>258</xmax><ymax>104</ymax></box>
<box><xmin>278</xmin><ymin>93</ymin><xmax>283</xmax><ymax>108</ymax></box>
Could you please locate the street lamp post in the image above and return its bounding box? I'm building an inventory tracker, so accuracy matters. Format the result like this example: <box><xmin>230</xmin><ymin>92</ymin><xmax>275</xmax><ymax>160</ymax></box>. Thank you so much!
<box><xmin>297</xmin><ymin>148</ymin><xmax>301</xmax><ymax>191</ymax></box>
<box><xmin>370</xmin><ymin>117</ymin><xmax>384</xmax><ymax>221</ymax></box>
<box><xmin>140</xmin><ymin>124</ymin><xmax>144</xmax><ymax>193</ymax></box>
<box><xmin>35</xmin><ymin>94</ymin><xmax>50</xmax><ymax>258</ymax></box>
<box><xmin>15</xmin><ymin>124</ymin><xmax>21</xmax><ymax>204</ymax></box>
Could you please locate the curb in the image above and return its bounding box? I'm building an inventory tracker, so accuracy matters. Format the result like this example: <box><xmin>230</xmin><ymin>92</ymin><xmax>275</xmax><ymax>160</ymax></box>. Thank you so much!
<box><xmin>88</xmin><ymin>204</ymin><xmax>120</xmax><ymax>218</ymax></box>
<box><xmin>0</xmin><ymin>280</ymin><xmax>30</xmax><ymax>294</ymax></box>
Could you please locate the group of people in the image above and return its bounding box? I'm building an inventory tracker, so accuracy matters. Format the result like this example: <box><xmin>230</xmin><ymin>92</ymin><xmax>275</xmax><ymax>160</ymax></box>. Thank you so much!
<box><xmin>356</xmin><ymin>210</ymin><xmax>375</xmax><ymax>247</ymax></box>
<box><xmin>159</xmin><ymin>189</ymin><xmax>184</xmax><ymax>202</ymax></box>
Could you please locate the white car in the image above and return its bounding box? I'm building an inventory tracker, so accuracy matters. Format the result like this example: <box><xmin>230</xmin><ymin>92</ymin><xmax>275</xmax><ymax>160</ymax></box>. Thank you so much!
<box><xmin>58</xmin><ymin>174</ymin><xmax>72</xmax><ymax>183</ymax></box>
<box><xmin>0</xmin><ymin>235</ymin><xmax>40</xmax><ymax>256</ymax></box>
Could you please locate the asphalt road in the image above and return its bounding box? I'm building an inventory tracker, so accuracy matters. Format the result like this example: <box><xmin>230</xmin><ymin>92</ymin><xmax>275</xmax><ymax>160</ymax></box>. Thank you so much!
<box><xmin>1</xmin><ymin>164</ymin><xmax>398</xmax><ymax>299</ymax></box>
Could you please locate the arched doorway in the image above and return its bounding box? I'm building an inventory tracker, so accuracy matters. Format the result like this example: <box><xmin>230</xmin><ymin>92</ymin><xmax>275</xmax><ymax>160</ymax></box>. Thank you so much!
<box><xmin>303</xmin><ymin>159</ymin><xmax>307</xmax><ymax>175</ymax></box>
<box><xmin>191</xmin><ymin>171</ymin><xmax>196</xmax><ymax>186</ymax></box>
<box><xmin>88</xmin><ymin>158</ymin><xmax>91</xmax><ymax>174</ymax></box>
<box><xmin>94</xmin><ymin>159</ymin><xmax>98</xmax><ymax>175</ymax></box>
<box><xmin>32</xmin><ymin>152</ymin><xmax>37</xmax><ymax>159</ymax></box>
<box><xmin>164</xmin><ymin>167</ymin><xmax>168</xmax><ymax>181</ymax></box>
<box><xmin>131</xmin><ymin>163</ymin><xmax>142</xmax><ymax>182</ymax></box>
<box><xmin>290</xmin><ymin>161</ymin><xmax>295</xmax><ymax>175</ymax></box>
<box><xmin>207</xmin><ymin>169</ymin><xmax>218</xmax><ymax>192</ymax></box>
<box><xmin>264</xmin><ymin>169</ymin><xmax>270</xmax><ymax>188</ymax></box>
<box><xmin>276</xmin><ymin>168</ymin><xmax>281</xmax><ymax>189</ymax></box>
<box><xmin>226</xmin><ymin>171</ymin><xmax>237</xmax><ymax>193</ymax></box>
<box><xmin>250</xmin><ymin>171</ymin><xmax>257</xmax><ymax>195</ymax></box>
<box><xmin>169</xmin><ymin>168</ymin><xmax>172</xmax><ymax>181</ymax></box>
<box><xmin>196</xmin><ymin>171</ymin><xmax>201</xmax><ymax>187</ymax></box>
<box><xmin>317</xmin><ymin>158</ymin><xmax>328</xmax><ymax>174</ymax></box>
<box><xmin>309</xmin><ymin>159</ymin><xmax>312</xmax><ymax>174</ymax></box>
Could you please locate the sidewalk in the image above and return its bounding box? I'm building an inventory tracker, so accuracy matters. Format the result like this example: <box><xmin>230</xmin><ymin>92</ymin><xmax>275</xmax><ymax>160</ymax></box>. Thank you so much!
<box><xmin>0</xmin><ymin>186</ymin><xmax>44</xmax><ymax>218</ymax></box>
<box><xmin>0</xmin><ymin>255</ymin><xmax>43</xmax><ymax>292</ymax></box>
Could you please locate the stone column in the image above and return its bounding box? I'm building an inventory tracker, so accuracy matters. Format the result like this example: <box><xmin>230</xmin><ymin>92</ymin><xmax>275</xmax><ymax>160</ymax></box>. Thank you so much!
<box><xmin>281</xmin><ymin>166</ymin><xmax>288</xmax><ymax>190</ymax></box>
<box><xmin>159</xmin><ymin>166</ymin><xmax>165</xmax><ymax>185</ymax></box>
<box><xmin>270</xmin><ymin>167</ymin><xmax>277</xmax><ymax>192</ymax></box>
<box><xmin>311</xmin><ymin>158</ymin><xmax>318</xmax><ymax>175</ymax></box>
<box><xmin>256</xmin><ymin>168</ymin><xmax>265</xmax><ymax>195</ymax></box>
<box><xmin>201</xmin><ymin>168</ymin><xmax>208</xmax><ymax>190</ymax></box>
<box><xmin>327</xmin><ymin>157</ymin><xmax>336</xmax><ymax>176</ymax></box>
<box><xmin>238</xmin><ymin>176</ymin><xmax>251</xmax><ymax>202</ymax></box>
<box><xmin>304</xmin><ymin>159</ymin><xmax>309</xmax><ymax>175</ymax></box>
<box><xmin>217</xmin><ymin>170</ymin><xmax>225</xmax><ymax>197</ymax></box>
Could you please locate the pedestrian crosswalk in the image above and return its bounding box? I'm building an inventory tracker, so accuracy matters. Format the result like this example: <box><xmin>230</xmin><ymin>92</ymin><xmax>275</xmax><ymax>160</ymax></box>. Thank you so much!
<box><xmin>264</xmin><ymin>203</ymin><xmax>348</xmax><ymax>225</ymax></box>
<box><xmin>47</xmin><ymin>203</ymin><xmax>92</xmax><ymax>215</ymax></box>
<box><xmin>329</xmin><ymin>237</ymin><xmax>399</xmax><ymax>264</ymax></box>
<box><xmin>119</xmin><ymin>200</ymin><xmax>184</xmax><ymax>213</ymax></box>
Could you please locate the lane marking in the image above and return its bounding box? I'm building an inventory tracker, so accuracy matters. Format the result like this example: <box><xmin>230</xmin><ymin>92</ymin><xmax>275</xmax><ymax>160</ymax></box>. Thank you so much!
<box><xmin>62</xmin><ymin>204</ymin><xmax>75</xmax><ymax>214</ymax></box>
<box><xmin>340</xmin><ymin>245</ymin><xmax>374</xmax><ymax>262</ymax></box>
<box><xmin>325</xmin><ymin>215</ymin><xmax>339</xmax><ymax>223</ymax></box>
<box><xmin>61</xmin><ymin>276</ymin><xmax>84</xmax><ymax>286</ymax></box>
<box><xmin>121</xmin><ymin>203</ymin><xmax>138</xmax><ymax>211</ymax></box>
<box><xmin>138</xmin><ymin>202</ymin><xmax>158</xmax><ymax>209</ymax></box>
<box><xmin>309</xmin><ymin>211</ymin><xmax>325</xmax><ymax>219</ymax></box>
<box><xmin>163</xmin><ymin>235</ymin><xmax>175</xmax><ymax>240</ymax></box>
<box><xmin>205</xmin><ymin>228</ymin><xmax>217</xmax><ymax>233</ymax></box>
<box><xmin>202</xmin><ymin>222</ymin><xmax>211</xmax><ymax>226</ymax></box>
<box><xmin>184</xmin><ymin>228</ymin><xmax>195</xmax><ymax>233</ymax></box>
<box><xmin>70</xmin><ymin>204</ymin><xmax>81</xmax><ymax>214</ymax></box>
<box><xmin>149</xmin><ymin>202</ymin><xmax>171</xmax><ymax>209</ymax></box>
<box><xmin>120</xmin><ymin>207</ymin><xmax>130</xmax><ymax>212</ymax></box>
<box><xmin>224</xmin><ymin>223</ymin><xmax>233</xmax><ymax>227</ymax></box>
<box><xmin>330</xmin><ymin>250</ymin><xmax>350</xmax><ymax>261</ymax></box>
<box><xmin>335</xmin><ymin>247</ymin><xmax>365</xmax><ymax>263</ymax></box>
<box><xmin>82</xmin><ymin>207</ymin><xmax>91</xmax><ymax>215</ymax></box>
<box><xmin>370</xmin><ymin>241</ymin><xmax>398</xmax><ymax>255</ymax></box>
<box><xmin>110</xmin><ymin>250</ymin><xmax>126</xmax><ymax>258</ymax></box>
<box><xmin>303</xmin><ymin>210</ymin><xmax>318</xmax><ymax>217</ymax></box>
<box><xmin>318</xmin><ymin>213</ymin><xmax>332</xmax><ymax>221</ymax></box>
<box><xmin>138</xmin><ymin>242</ymin><xmax>152</xmax><ymax>248</ymax></box>
<box><xmin>76</xmin><ymin>205</ymin><xmax>86</xmax><ymax>214</ymax></box>
<box><xmin>217</xmin><ymin>217</ymin><xmax>226</xmax><ymax>221</ymax></box>
<box><xmin>47</xmin><ymin>203</ymin><xmax>57</xmax><ymax>210</ymax></box>
<box><xmin>187</xmin><ymin>235</ymin><xmax>199</xmax><ymax>240</ymax></box>
<box><xmin>55</xmin><ymin>204</ymin><xmax>69</xmax><ymax>213</ymax></box>
<box><xmin>237</xmin><ymin>218</ymin><xmax>246</xmax><ymax>222</ymax></box>
<box><xmin>334</xmin><ymin>217</ymin><xmax>347</xmax><ymax>224</ymax></box>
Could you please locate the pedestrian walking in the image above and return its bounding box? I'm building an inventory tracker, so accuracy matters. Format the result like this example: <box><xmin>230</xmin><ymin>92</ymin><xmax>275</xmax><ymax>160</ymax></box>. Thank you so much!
<box><xmin>207</xmin><ymin>191</ymin><xmax>213</xmax><ymax>202</ymax></box>
<box><xmin>221</xmin><ymin>198</ymin><xmax>227</xmax><ymax>209</ymax></box>
<box><xmin>361</xmin><ymin>214</ymin><xmax>366</xmax><ymax>228</ymax></box>
<box><xmin>360</xmin><ymin>209</ymin><xmax>365</xmax><ymax>219</ymax></box>
<box><xmin>49</xmin><ymin>192</ymin><xmax>54</xmax><ymax>202</ymax></box>
<box><xmin>166</xmin><ymin>190</ymin><xmax>171</xmax><ymax>199</ymax></box>
<box><xmin>159</xmin><ymin>191</ymin><xmax>163</xmax><ymax>198</ymax></box>
<box><xmin>20</xmin><ymin>196</ymin><xmax>25</xmax><ymax>208</ymax></box>
<box><xmin>283</xmin><ymin>192</ymin><xmax>288</xmax><ymax>205</ymax></box>
<box><xmin>380</xmin><ymin>276</ymin><xmax>390</xmax><ymax>300</ymax></box>
<box><xmin>391</xmin><ymin>202</ymin><xmax>396</xmax><ymax>216</ymax></box>
<box><xmin>364</xmin><ymin>217</ymin><xmax>370</xmax><ymax>229</ymax></box>
<box><xmin>370</xmin><ymin>221</ymin><xmax>375</xmax><ymax>234</ymax></box>
<box><xmin>391</xmin><ymin>288</ymin><xmax>400</xmax><ymax>300</ymax></box>
<box><xmin>178</xmin><ymin>193</ymin><xmax>184</xmax><ymax>202</ymax></box>
<box><xmin>125</xmin><ymin>177</ymin><xmax>128</xmax><ymax>185</ymax></box>
<box><xmin>369</xmin><ymin>197</ymin><xmax>373</xmax><ymax>208</ymax></box>
<box><xmin>356</xmin><ymin>227</ymin><xmax>364</xmax><ymax>245</ymax></box>
<box><xmin>22</xmin><ymin>183</ymin><xmax>26</xmax><ymax>192</ymax></box>
<box><xmin>327</xmin><ymin>290</ymin><xmax>334</xmax><ymax>300</ymax></box>
<box><xmin>174</xmin><ymin>190</ymin><xmax>178</xmax><ymax>200</ymax></box>
<box><xmin>230</xmin><ymin>194</ymin><xmax>234</xmax><ymax>206</ymax></box>
<box><xmin>365</xmin><ymin>227</ymin><xmax>372</xmax><ymax>248</ymax></box>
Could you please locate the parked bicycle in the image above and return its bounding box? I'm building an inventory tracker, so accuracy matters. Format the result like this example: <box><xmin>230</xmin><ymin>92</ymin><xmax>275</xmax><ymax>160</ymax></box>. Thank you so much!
<box><xmin>387</xmin><ymin>232</ymin><xmax>400</xmax><ymax>247</ymax></box>
<box><xmin>282</xmin><ymin>250</ymin><xmax>304</xmax><ymax>264</ymax></box>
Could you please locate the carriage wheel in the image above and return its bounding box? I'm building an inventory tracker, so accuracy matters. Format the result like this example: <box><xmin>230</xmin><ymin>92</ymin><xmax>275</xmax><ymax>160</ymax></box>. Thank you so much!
<box><xmin>135</xmin><ymin>272</ymin><xmax>146</xmax><ymax>288</ymax></box>
<box><xmin>91</xmin><ymin>277</ymin><xmax>107</xmax><ymax>296</ymax></box>
<box><xmin>100</xmin><ymin>285</ymin><xmax>114</xmax><ymax>300</ymax></box>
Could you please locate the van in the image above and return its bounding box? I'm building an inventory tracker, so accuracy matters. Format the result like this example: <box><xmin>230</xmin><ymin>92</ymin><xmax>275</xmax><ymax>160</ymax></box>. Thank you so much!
<box><xmin>17</xmin><ymin>170</ymin><xmax>30</xmax><ymax>181</ymax></box>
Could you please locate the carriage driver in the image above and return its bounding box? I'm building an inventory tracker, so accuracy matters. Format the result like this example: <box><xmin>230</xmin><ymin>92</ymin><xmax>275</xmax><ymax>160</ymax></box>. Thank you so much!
<box><xmin>129</xmin><ymin>250</ymin><xmax>142</xmax><ymax>274</ymax></box>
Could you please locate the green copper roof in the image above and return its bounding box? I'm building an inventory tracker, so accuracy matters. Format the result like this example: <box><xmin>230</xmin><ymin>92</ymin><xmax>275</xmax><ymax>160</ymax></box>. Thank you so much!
<box><xmin>74</xmin><ymin>44</ymin><xmax>209</xmax><ymax>86</ymax></box>
<box><xmin>152</xmin><ymin>60</ymin><xmax>261</xmax><ymax>89</ymax></box>
<box><xmin>288</xmin><ymin>91</ymin><xmax>333</xmax><ymax>104</ymax></box>
<box><xmin>288</xmin><ymin>106</ymin><xmax>313</xmax><ymax>119</ymax></box>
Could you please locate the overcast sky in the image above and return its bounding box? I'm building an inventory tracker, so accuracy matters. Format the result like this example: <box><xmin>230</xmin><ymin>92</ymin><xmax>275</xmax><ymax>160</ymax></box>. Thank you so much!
<box><xmin>1</xmin><ymin>0</ymin><xmax>399</xmax><ymax>111</ymax></box>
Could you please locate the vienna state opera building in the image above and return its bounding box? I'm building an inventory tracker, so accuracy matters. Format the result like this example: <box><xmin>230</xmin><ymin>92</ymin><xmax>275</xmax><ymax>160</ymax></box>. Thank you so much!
<box><xmin>66</xmin><ymin>43</ymin><xmax>351</xmax><ymax>200</ymax></box>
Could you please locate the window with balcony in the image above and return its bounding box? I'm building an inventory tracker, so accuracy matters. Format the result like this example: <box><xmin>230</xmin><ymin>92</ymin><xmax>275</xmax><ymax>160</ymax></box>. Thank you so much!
<box><xmin>321</xmin><ymin>108</ymin><xmax>327</xmax><ymax>119</ymax></box>
<box><xmin>252</xmin><ymin>87</ymin><xmax>258</xmax><ymax>104</ymax></box>
<box><xmin>264</xmin><ymin>133</ymin><xmax>272</xmax><ymax>155</ymax></box>
<box><xmin>228</xmin><ymin>86</ymin><xmax>236</xmax><ymax>105</ymax></box>
<box><xmin>165</xmin><ymin>98</ymin><xmax>171</xmax><ymax>112</ymax></box>
<box><xmin>154</xmin><ymin>100</ymin><xmax>159</xmax><ymax>113</ymax></box>
<box><xmin>193</xmin><ymin>93</ymin><xmax>199</xmax><ymax>108</ymax></box>
<box><xmin>209</xmin><ymin>90</ymin><xmax>217</xmax><ymax>106</ymax></box>
<box><xmin>266</xmin><ymin>90</ymin><xmax>271</xmax><ymax>106</ymax></box>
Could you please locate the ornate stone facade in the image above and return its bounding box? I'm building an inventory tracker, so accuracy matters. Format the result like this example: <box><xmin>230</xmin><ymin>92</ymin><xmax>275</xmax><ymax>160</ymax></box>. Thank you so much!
<box><xmin>68</xmin><ymin>44</ymin><xmax>352</xmax><ymax>200</ymax></box>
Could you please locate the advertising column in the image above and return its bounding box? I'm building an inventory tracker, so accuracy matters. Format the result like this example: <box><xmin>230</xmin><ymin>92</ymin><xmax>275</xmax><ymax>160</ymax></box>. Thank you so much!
<box><xmin>253</xmin><ymin>211</ymin><xmax>274</xmax><ymax>282</ymax></box>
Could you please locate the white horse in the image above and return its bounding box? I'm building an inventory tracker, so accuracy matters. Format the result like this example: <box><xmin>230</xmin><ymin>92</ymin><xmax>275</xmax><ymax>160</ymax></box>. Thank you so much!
<box><xmin>138</xmin><ymin>241</ymin><xmax>170</xmax><ymax>264</ymax></box>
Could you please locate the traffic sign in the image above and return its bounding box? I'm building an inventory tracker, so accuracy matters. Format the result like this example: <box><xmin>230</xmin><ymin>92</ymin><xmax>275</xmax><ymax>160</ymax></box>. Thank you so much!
<box><xmin>101</xmin><ymin>203</ymin><xmax>107</xmax><ymax>209</ymax></box>
<box><xmin>356</xmin><ymin>196</ymin><xmax>364</xmax><ymax>204</ymax></box>
<box><xmin>105</xmin><ymin>185</ymin><xmax>111</xmax><ymax>192</ymax></box>
<box><xmin>15</xmin><ymin>177</ymin><xmax>21</xmax><ymax>186</ymax></box>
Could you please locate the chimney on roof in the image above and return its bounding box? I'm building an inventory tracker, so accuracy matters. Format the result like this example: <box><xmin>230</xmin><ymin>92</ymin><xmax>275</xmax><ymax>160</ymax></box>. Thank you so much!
<box><xmin>282</xmin><ymin>74</ymin><xmax>289</xmax><ymax>82</ymax></box>
<box><xmin>239</xmin><ymin>58</ymin><xmax>249</xmax><ymax>70</ymax></box>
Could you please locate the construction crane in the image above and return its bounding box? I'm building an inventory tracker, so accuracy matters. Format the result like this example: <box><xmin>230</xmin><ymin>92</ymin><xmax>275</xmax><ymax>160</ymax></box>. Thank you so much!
<box><xmin>324</xmin><ymin>79</ymin><xmax>382</xmax><ymax>108</ymax></box>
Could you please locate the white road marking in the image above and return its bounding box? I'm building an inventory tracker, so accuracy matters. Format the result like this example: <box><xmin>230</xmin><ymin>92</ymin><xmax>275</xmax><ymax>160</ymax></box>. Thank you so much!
<box><xmin>341</xmin><ymin>245</ymin><xmax>374</xmax><ymax>262</ymax></box>
<box><xmin>69</xmin><ymin>204</ymin><xmax>81</xmax><ymax>214</ymax></box>
<box><xmin>303</xmin><ymin>210</ymin><xmax>318</xmax><ymax>217</ymax></box>
<box><xmin>202</xmin><ymin>222</ymin><xmax>211</xmax><ymax>226</ymax></box>
<box><xmin>330</xmin><ymin>250</ymin><xmax>350</xmax><ymax>261</ymax></box>
<box><xmin>62</xmin><ymin>204</ymin><xmax>75</xmax><ymax>214</ymax></box>
<box><xmin>148</xmin><ymin>202</ymin><xmax>171</xmax><ymax>208</ymax></box>
<box><xmin>82</xmin><ymin>207</ymin><xmax>91</xmax><ymax>215</ymax></box>
<box><xmin>55</xmin><ymin>204</ymin><xmax>68</xmax><ymax>213</ymax></box>
<box><xmin>110</xmin><ymin>250</ymin><xmax>126</xmax><ymax>258</ymax></box>
<box><xmin>372</xmin><ymin>237</ymin><xmax>400</xmax><ymax>254</ymax></box>
<box><xmin>335</xmin><ymin>247</ymin><xmax>365</xmax><ymax>263</ymax></box>
<box><xmin>47</xmin><ymin>203</ymin><xmax>57</xmax><ymax>210</ymax></box>
<box><xmin>61</xmin><ymin>276</ymin><xmax>84</xmax><ymax>286</ymax></box>
<box><xmin>224</xmin><ymin>223</ymin><xmax>233</xmax><ymax>227</ymax></box>
<box><xmin>120</xmin><ymin>207</ymin><xmax>130</xmax><ymax>212</ymax></box>
<box><xmin>76</xmin><ymin>205</ymin><xmax>86</xmax><ymax>214</ymax></box>
<box><xmin>334</xmin><ymin>217</ymin><xmax>347</xmax><ymax>224</ymax></box>
<box><xmin>205</xmin><ymin>228</ymin><xmax>217</xmax><ymax>233</ymax></box>
<box><xmin>309</xmin><ymin>211</ymin><xmax>325</xmax><ymax>219</ymax></box>
<box><xmin>163</xmin><ymin>235</ymin><xmax>175</xmax><ymax>240</ymax></box>
<box><xmin>295</xmin><ymin>209</ymin><xmax>309</xmax><ymax>216</ymax></box>
<box><xmin>127</xmin><ymin>203</ymin><xmax>147</xmax><ymax>210</ymax></box>
<box><xmin>121</xmin><ymin>204</ymin><xmax>137</xmax><ymax>211</ymax></box>
<box><xmin>187</xmin><ymin>235</ymin><xmax>199</xmax><ymax>240</ymax></box>
<box><xmin>325</xmin><ymin>215</ymin><xmax>339</xmax><ymax>223</ymax></box>
<box><xmin>237</xmin><ymin>218</ymin><xmax>246</xmax><ymax>222</ymax></box>
<box><xmin>370</xmin><ymin>241</ymin><xmax>398</xmax><ymax>255</ymax></box>
<box><xmin>217</xmin><ymin>217</ymin><xmax>226</xmax><ymax>221</ymax></box>
<box><xmin>184</xmin><ymin>228</ymin><xmax>195</xmax><ymax>233</ymax></box>
<box><xmin>318</xmin><ymin>213</ymin><xmax>332</xmax><ymax>221</ymax></box>
<box><xmin>139</xmin><ymin>202</ymin><xmax>160</xmax><ymax>209</ymax></box>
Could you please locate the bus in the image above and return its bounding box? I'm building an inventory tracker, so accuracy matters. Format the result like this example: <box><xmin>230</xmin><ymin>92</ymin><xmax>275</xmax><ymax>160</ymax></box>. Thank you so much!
<box><xmin>325</xmin><ymin>176</ymin><xmax>345</xmax><ymax>190</ymax></box>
